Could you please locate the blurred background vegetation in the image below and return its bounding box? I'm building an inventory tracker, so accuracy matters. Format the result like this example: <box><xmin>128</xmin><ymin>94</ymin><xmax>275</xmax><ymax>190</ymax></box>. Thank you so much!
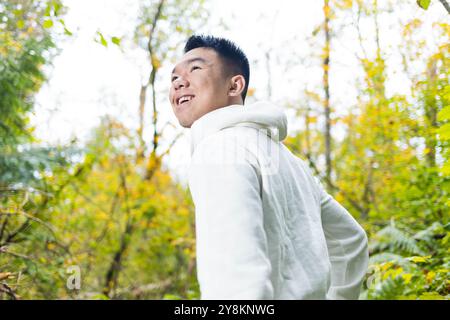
<box><xmin>0</xmin><ymin>0</ymin><xmax>448</xmax><ymax>300</ymax></box>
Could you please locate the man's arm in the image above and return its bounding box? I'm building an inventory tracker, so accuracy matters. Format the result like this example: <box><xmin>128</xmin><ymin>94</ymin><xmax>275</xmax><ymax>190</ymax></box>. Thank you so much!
<box><xmin>315</xmin><ymin>178</ymin><xmax>369</xmax><ymax>300</ymax></box>
<box><xmin>188</xmin><ymin>137</ymin><xmax>274</xmax><ymax>300</ymax></box>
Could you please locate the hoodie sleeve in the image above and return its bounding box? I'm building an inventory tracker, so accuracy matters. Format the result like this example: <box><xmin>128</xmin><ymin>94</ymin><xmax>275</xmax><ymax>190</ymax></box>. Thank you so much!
<box><xmin>188</xmin><ymin>134</ymin><xmax>274</xmax><ymax>300</ymax></box>
<box><xmin>314</xmin><ymin>177</ymin><xmax>369</xmax><ymax>300</ymax></box>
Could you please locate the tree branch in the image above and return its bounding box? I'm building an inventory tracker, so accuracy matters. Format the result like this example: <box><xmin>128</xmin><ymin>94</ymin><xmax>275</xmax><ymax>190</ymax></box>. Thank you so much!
<box><xmin>438</xmin><ymin>0</ymin><xmax>450</xmax><ymax>14</ymax></box>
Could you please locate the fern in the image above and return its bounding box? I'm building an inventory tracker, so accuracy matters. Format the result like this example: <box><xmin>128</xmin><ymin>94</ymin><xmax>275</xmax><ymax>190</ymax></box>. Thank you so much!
<box><xmin>369</xmin><ymin>276</ymin><xmax>405</xmax><ymax>300</ymax></box>
<box><xmin>413</xmin><ymin>221</ymin><xmax>445</xmax><ymax>246</ymax></box>
<box><xmin>370</xmin><ymin>222</ymin><xmax>425</xmax><ymax>256</ymax></box>
<box><xmin>369</xmin><ymin>252</ymin><xmax>408</xmax><ymax>265</ymax></box>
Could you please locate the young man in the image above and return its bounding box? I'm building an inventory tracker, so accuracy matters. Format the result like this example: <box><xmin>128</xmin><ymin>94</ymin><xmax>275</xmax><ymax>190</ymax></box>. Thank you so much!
<box><xmin>169</xmin><ymin>35</ymin><xmax>369</xmax><ymax>300</ymax></box>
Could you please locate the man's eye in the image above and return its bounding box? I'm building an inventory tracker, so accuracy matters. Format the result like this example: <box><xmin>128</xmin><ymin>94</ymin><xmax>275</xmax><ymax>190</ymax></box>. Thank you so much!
<box><xmin>171</xmin><ymin>76</ymin><xmax>178</xmax><ymax>82</ymax></box>
<box><xmin>191</xmin><ymin>66</ymin><xmax>201</xmax><ymax>71</ymax></box>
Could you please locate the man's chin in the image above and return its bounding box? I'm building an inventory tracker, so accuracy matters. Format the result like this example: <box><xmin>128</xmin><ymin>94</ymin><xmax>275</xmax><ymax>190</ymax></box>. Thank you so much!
<box><xmin>178</xmin><ymin>118</ymin><xmax>193</xmax><ymax>128</ymax></box>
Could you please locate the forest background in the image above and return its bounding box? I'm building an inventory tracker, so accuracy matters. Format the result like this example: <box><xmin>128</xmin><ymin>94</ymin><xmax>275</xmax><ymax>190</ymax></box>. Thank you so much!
<box><xmin>0</xmin><ymin>0</ymin><xmax>449</xmax><ymax>300</ymax></box>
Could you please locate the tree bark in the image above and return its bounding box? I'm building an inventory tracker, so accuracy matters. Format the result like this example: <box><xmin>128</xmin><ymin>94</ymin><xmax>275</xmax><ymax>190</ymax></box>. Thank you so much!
<box><xmin>323</xmin><ymin>0</ymin><xmax>332</xmax><ymax>183</ymax></box>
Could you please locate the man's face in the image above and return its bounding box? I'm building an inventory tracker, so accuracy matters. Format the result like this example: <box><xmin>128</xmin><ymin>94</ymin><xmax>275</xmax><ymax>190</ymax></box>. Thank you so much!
<box><xmin>169</xmin><ymin>47</ymin><xmax>231</xmax><ymax>128</ymax></box>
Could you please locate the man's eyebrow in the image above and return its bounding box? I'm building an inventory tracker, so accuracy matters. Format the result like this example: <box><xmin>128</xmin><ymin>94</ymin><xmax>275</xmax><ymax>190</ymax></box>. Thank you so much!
<box><xmin>171</xmin><ymin>57</ymin><xmax>207</xmax><ymax>75</ymax></box>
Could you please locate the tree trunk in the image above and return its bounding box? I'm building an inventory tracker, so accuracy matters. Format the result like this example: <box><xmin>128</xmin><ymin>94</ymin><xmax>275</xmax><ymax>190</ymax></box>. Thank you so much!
<box><xmin>425</xmin><ymin>57</ymin><xmax>438</xmax><ymax>167</ymax></box>
<box><xmin>323</xmin><ymin>0</ymin><xmax>332</xmax><ymax>182</ymax></box>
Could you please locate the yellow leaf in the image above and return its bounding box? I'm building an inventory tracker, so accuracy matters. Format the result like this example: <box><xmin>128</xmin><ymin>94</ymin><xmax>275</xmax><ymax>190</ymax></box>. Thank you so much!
<box><xmin>426</xmin><ymin>271</ymin><xmax>436</xmax><ymax>283</ymax></box>
<box><xmin>381</xmin><ymin>261</ymin><xmax>393</xmax><ymax>271</ymax></box>
<box><xmin>308</xmin><ymin>116</ymin><xmax>318</xmax><ymax>124</ymax></box>
<box><xmin>151</xmin><ymin>54</ymin><xmax>161</xmax><ymax>69</ymax></box>
<box><xmin>402</xmin><ymin>273</ymin><xmax>413</xmax><ymax>284</ymax></box>
<box><xmin>393</xmin><ymin>267</ymin><xmax>403</xmax><ymax>277</ymax></box>
<box><xmin>442</xmin><ymin>162</ymin><xmax>450</xmax><ymax>176</ymax></box>
<box><xmin>382</xmin><ymin>270</ymin><xmax>392</xmax><ymax>280</ymax></box>
<box><xmin>408</xmin><ymin>255</ymin><xmax>431</xmax><ymax>263</ymax></box>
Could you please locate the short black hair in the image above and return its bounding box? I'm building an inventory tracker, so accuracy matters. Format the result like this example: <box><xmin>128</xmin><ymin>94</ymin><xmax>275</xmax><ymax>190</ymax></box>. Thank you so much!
<box><xmin>184</xmin><ymin>35</ymin><xmax>250</xmax><ymax>102</ymax></box>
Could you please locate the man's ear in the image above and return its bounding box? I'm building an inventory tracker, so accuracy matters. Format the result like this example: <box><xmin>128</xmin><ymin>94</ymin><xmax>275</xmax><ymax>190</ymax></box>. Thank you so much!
<box><xmin>228</xmin><ymin>75</ymin><xmax>245</xmax><ymax>98</ymax></box>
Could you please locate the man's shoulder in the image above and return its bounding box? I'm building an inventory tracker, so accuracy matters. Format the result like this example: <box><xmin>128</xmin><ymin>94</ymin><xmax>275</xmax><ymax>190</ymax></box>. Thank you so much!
<box><xmin>192</xmin><ymin>127</ymin><xmax>259</xmax><ymax>164</ymax></box>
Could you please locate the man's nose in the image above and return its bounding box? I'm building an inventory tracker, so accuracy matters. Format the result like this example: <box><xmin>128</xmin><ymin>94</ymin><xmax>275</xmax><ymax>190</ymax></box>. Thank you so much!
<box><xmin>174</xmin><ymin>77</ymin><xmax>189</xmax><ymax>90</ymax></box>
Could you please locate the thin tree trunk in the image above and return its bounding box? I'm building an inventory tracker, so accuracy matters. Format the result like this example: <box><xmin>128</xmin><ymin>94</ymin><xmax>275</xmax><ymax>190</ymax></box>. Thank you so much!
<box><xmin>137</xmin><ymin>84</ymin><xmax>148</xmax><ymax>161</ymax></box>
<box><xmin>425</xmin><ymin>57</ymin><xmax>438</xmax><ymax>167</ymax></box>
<box><xmin>103</xmin><ymin>159</ymin><xmax>133</xmax><ymax>298</ymax></box>
<box><xmin>145</xmin><ymin>0</ymin><xmax>165</xmax><ymax>180</ymax></box>
<box><xmin>323</xmin><ymin>0</ymin><xmax>332</xmax><ymax>182</ymax></box>
<box><xmin>305</xmin><ymin>104</ymin><xmax>311</xmax><ymax>158</ymax></box>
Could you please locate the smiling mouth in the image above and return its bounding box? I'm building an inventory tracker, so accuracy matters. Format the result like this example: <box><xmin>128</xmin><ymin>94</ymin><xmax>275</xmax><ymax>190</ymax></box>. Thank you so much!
<box><xmin>177</xmin><ymin>95</ymin><xmax>195</xmax><ymax>107</ymax></box>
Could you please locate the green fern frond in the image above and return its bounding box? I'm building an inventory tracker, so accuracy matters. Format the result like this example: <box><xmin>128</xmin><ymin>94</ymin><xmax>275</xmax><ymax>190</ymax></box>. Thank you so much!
<box><xmin>369</xmin><ymin>276</ymin><xmax>405</xmax><ymax>300</ymax></box>
<box><xmin>414</xmin><ymin>222</ymin><xmax>445</xmax><ymax>243</ymax></box>
<box><xmin>371</xmin><ymin>224</ymin><xmax>425</xmax><ymax>256</ymax></box>
<box><xmin>369</xmin><ymin>252</ymin><xmax>408</xmax><ymax>265</ymax></box>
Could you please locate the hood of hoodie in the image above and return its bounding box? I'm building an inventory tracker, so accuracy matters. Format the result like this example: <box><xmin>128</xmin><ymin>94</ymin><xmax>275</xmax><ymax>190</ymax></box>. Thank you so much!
<box><xmin>190</xmin><ymin>101</ymin><xmax>287</xmax><ymax>155</ymax></box>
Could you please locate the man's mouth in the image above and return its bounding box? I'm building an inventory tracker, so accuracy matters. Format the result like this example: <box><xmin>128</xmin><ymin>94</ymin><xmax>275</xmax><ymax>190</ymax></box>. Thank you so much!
<box><xmin>177</xmin><ymin>95</ymin><xmax>195</xmax><ymax>106</ymax></box>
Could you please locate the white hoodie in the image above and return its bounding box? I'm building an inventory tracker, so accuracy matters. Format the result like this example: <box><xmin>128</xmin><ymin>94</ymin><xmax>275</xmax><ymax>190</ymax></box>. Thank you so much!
<box><xmin>188</xmin><ymin>101</ymin><xmax>369</xmax><ymax>300</ymax></box>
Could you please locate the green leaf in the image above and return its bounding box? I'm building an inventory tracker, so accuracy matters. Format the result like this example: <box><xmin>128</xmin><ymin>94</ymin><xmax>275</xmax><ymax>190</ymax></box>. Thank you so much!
<box><xmin>43</xmin><ymin>20</ymin><xmax>54</xmax><ymax>29</ymax></box>
<box><xmin>53</xmin><ymin>1</ymin><xmax>63</xmax><ymax>16</ymax></box>
<box><xmin>417</xmin><ymin>0</ymin><xmax>431</xmax><ymax>10</ymax></box>
<box><xmin>16</xmin><ymin>20</ymin><xmax>25</xmax><ymax>29</ymax></box>
<box><xmin>111</xmin><ymin>36</ymin><xmax>121</xmax><ymax>46</ymax></box>
<box><xmin>13</xmin><ymin>9</ymin><xmax>23</xmax><ymax>17</ymax></box>
<box><xmin>44</xmin><ymin>3</ymin><xmax>52</xmax><ymax>16</ymax></box>
<box><xmin>58</xmin><ymin>19</ymin><xmax>73</xmax><ymax>36</ymax></box>
<box><xmin>96</xmin><ymin>32</ymin><xmax>108</xmax><ymax>47</ymax></box>
<box><xmin>64</xmin><ymin>27</ymin><xmax>73</xmax><ymax>36</ymax></box>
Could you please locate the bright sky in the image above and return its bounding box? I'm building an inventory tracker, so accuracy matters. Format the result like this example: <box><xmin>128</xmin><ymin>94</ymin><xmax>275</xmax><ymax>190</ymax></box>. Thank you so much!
<box><xmin>32</xmin><ymin>0</ymin><xmax>447</xmax><ymax>184</ymax></box>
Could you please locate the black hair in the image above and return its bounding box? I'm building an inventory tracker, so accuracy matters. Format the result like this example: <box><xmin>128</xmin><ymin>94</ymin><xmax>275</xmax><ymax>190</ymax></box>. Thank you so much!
<box><xmin>184</xmin><ymin>35</ymin><xmax>250</xmax><ymax>102</ymax></box>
